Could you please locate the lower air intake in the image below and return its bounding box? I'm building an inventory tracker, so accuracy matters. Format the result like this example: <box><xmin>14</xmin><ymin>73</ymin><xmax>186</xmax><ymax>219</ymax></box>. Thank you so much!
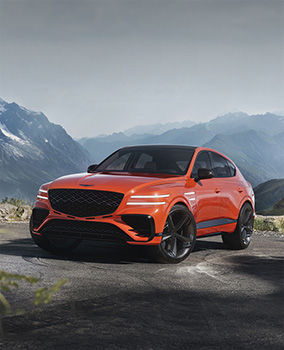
<box><xmin>40</xmin><ymin>219</ymin><xmax>132</xmax><ymax>242</ymax></box>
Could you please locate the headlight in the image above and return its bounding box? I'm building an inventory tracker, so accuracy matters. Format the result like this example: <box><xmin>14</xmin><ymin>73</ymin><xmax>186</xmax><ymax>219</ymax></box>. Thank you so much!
<box><xmin>126</xmin><ymin>201</ymin><xmax>166</xmax><ymax>206</ymax></box>
<box><xmin>126</xmin><ymin>194</ymin><xmax>169</xmax><ymax>205</ymax></box>
<box><xmin>130</xmin><ymin>194</ymin><xmax>170</xmax><ymax>199</ymax></box>
<box><xmin>37</xmin><ymin>188</ymin><xmax>48</xmax><ymax>200</ymax></box>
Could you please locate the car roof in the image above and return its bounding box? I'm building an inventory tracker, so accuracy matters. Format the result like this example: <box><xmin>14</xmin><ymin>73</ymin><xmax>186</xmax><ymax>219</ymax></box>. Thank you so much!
<box><xmin>121</xmin><ymin>145</ymin><xmax>197</xmax><ymax>151</ymax></box>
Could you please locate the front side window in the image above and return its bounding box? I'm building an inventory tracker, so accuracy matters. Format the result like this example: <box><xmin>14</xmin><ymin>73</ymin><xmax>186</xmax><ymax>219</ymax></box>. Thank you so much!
<box><xmin>133</xmin><ymin>152</ymin><xmax>154</xmax><ymax>171</ymax></box>
<box><xmin>103</xmin><ymin>152</ymin><xmax>132</xmax><ymax>171</ymax></box>
<box><xmin>96</xmin><ymin>148</ymin><xmax>195</xmax><ymax>175</ymax></box>
<box><xmin>191</xmin><ymin>151</ymin><xmax>211</xmax><ymax>178</ymax></box>
<box><xmin>210</xmin><ymin>152</ymin><xmax>231</xmax><ymax>178</ymax></box>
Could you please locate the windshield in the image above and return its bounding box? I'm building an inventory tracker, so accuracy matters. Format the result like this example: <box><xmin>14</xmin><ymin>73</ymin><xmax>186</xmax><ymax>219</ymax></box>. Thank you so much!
<box><xmin>95</xmin><ymin>148</ymin><xmax>195</xmax><ymax>175</ymax></box>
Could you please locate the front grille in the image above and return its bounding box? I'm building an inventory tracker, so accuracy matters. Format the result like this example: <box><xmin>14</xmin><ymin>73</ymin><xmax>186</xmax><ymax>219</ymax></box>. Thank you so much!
<box><xmin>40</xmin><ymin>219</ymin><xmax>132</xmax><ymax>242</ymax></box>
<box><xmin>48</xmin><ymin>189</ymin><xmax>124</xmax><ymax>217</ymax></box>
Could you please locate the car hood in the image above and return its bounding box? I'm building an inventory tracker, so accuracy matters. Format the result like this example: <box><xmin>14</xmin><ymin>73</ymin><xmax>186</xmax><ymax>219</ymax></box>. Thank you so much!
<box><xmin>49</xmin><ymin>172</ymin><xmax>181</xmax><ymax>195</ymax></box>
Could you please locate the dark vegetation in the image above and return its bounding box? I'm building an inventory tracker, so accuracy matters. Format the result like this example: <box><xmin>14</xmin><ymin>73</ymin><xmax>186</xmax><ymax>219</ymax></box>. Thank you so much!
<box><xmin>254</xmin><ymin>178</ymin><xmax>284</xmax><ymax>214</ymax></box>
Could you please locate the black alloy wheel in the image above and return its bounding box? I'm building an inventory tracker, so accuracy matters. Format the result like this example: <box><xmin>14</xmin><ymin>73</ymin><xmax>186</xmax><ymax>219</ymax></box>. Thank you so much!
<box><xmin>222</xmin><ymin>202</ymin><xmax>254</xmax><ymax>250</ymax></box>
<box><xmin>154</xmin><ymin>204</ymin><xmax>196</xmax><ymax>263</ymax></box>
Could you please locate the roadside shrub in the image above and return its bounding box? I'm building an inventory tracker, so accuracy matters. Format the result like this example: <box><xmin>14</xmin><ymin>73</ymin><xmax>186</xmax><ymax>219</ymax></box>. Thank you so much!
<box><xmin>254</xmin><ymin>216</ymin><xmax>284</xmax><ymax>233</ymax></box>
<box><xmin>0</xmin><ymin>197</ymin><xmax>29</xmax><ymax>207</ymax></box>
<box><xmin>0</xmin><ymin>270</ymin><xmax>67</xmax><ymax>336</ymax></box>
<box><xmin>275</xmin><ymin>217</ymin><xmax>284</xmax><ymax>233</ymax></box>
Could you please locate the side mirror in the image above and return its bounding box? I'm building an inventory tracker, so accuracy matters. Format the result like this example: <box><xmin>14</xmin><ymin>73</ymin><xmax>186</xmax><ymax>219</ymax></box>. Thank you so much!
<box><xmin>195</xmin><ymin>168</ymin><xmax>214</xmax><ymax>182</ymax></box>
<box><xmin>87</xmin><ymin>164</ymin><xmax>98</xmax><ymax>173</ymax></box>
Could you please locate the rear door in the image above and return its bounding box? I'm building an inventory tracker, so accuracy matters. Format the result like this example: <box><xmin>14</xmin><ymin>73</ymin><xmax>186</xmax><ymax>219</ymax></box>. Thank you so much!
<box><xmin>209</xmin><ymin>151</ymin><xmax>241</xmax><ymax>222</ymax></box>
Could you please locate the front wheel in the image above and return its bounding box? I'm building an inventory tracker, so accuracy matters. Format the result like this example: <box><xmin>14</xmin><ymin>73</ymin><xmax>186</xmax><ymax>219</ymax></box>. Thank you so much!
<box><xmin>222</xmin><ymin>202</ymin><xmax>254</xmax><ymax>250</ymax></box>
<box><xmin>152</xmin><ymin>204</ymin><xmax>196</xmax><ymax>263</ymax></box>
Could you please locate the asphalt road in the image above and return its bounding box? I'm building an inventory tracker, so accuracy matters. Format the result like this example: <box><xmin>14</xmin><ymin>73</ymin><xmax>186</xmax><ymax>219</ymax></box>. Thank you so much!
<box><xmin>0</xmin><ymin>223</ymin><xmax>283</xmax><ymax>350</ymax></box>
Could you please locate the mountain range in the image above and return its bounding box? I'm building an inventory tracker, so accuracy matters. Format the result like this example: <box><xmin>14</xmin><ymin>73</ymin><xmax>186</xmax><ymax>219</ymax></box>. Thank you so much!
<box><xmin>123</xmin><ymin>120</ymin><xmax>196</xmax><ymax>136</ymax></box>
<box><xmin>79</xmin><ymin>112</ymin><xmax>284</xmax><ymax>187</ymax></box>
<box><xmin>0</xmin><ymin>98</ymin><xmax>89</xmax><ymax>200</ymax></box>
<box><xmin>1</xmin><ymin>96</ymin><xmax>284</xmax><ymax>209</ymax></box>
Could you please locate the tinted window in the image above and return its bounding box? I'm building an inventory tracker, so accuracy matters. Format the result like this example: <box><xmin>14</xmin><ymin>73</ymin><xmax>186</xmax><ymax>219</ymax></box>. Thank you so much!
<box><xmin>104</xmin><ymin>152</ymin><xmax>132</xmax><ymax>171</ymax></box>
<box><xmin>96</xmin><ymin>148</ymin><xmax>195</xmax><ymax>175</ymax></box>
<box><xmin>133</xmin><ymin>153</ymin><xmax>154</xmax><ymax>170</ymax></box>
<box><xmin>191</xmin><ymin>152</ymin><xmax>211</xmax><ymax>178</ymax></box>
<box><xmin>210</xmin><ymin>152</ymin><xmax>231</xmax><ymax>178</ymax></box>
<box><xmin>227</xmin><ymin>160</ymin><xmax>236</xmax><ymax>176</ymax></box>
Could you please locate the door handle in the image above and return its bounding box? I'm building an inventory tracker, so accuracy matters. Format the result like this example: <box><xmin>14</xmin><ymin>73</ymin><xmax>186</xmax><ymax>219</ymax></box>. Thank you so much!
<box><xmin>238</xmin><ymin>188</ymin><xmax>243</xmax><ymax>193</ymax></box>
<box><xmin>215</xmin><ymin>188</ymin><xmax>221</xmax><ymax>193</ymax></box>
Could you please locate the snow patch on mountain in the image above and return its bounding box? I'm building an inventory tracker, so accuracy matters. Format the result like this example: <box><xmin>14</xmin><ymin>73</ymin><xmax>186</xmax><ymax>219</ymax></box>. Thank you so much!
<box><xmin>0</xmin><ymin>122</ymin><xmax>25</xmax><ymax>144</ymax></box>
<box><xmin>0</xmin><ymin>96</ymin><xmax>90</xmax><ymax>200</ymax></box>
<box><xmin>0</xmin><ymin>99</ymin><xmax>7</xmax><ymax>114</ymax></box>
<box><xmin>19</xmin><ymin>105</ymin><xmax>42</xmax><ymax>116</ymax></box>
<box><xmin>0</xmin><ymin>104</ymin><xmax>6</xmax><ymax>114</ymax></box>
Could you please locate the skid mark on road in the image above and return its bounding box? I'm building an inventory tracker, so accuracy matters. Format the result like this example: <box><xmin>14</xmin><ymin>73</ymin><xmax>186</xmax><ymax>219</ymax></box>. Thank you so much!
<box><xmin>176</xmin><ymin>262</ymin><xmax>228</xmax><ymax>283</ymax></box>
<box><xmin>22</xmin><ymin>256</ymin><xmax>49</xmax><ymax>267</ymax></box>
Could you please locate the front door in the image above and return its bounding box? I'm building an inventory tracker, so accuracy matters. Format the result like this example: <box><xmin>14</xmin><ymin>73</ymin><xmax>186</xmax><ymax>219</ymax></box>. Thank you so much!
<box><xmin>188</xmin><ymin>151</ymin><xmax>220</xmax><ymax>236</ymax></box>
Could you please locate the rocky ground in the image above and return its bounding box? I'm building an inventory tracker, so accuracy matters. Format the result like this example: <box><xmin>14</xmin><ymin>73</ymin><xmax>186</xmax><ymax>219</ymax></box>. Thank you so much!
<box><xmin>0</xmin><ymin>203</ymin><xmax>32</xmax><ymax>222</ymax></box>
<box><xmin>0</xmin><ymin>222</ymin><xmax>283</xmax><ymax>349</ymax></box>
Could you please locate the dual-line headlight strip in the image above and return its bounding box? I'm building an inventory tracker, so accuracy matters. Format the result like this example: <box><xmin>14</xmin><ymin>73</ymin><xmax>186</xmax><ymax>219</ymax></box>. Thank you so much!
<box><xmin>37</xmin><ymin>189</ymin><xmax>48</xmax><ymax>200</ymax></box>
<box><xmin>126</xmin><ymin>194</ymin><xmax>170</xmax><ymax>206</ymax></box>
<box><xmin>37</xmin><ymin>191</ymin><xmax>193</xmax><ymax>205</ymax></box>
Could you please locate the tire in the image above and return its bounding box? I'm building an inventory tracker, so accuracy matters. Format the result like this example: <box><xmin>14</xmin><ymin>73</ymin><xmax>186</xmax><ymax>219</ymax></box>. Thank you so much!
<box><xmin>152</xmin><ymin>204</ymin><xmax>196</xmax><ymax>264</ymax></box>
<box><xmin>30</xmin><ymin>216</ymin><xmax>81</xmax><ymax>254</ymax></box>
<box><xmin>222</xmin><ymin>202</ymin><xmax>254</xmax><ymax>250</ymax></box>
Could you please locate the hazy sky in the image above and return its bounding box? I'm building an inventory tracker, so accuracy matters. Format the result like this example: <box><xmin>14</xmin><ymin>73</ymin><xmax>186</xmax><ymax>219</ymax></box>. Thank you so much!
<box><xmin>0</xmin><ymin>0</ymin><xmax>283</xmax><ymax>138</ymax></box>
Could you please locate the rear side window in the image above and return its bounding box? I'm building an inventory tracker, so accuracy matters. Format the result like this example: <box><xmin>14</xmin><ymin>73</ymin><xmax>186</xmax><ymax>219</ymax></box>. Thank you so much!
<box><xmin>191</xmin><ymin>152</ymin><xmax>211</xmax><ymax>178</ymax></box>
<box><xmin>210</xmin><ymin>152</ymin><xmax>232</xmax><ymax>178</ymax></box>
<box><xmin>227</xmin><ymin>160</ymin><xmax>236</xmax><ymax>176</ymax></box>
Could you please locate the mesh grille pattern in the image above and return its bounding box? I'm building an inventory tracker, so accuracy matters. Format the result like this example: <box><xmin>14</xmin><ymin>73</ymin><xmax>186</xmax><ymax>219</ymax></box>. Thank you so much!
<box><xmin>48</xmin><ymin>189</ymin><xmax>124</xmax><ymax>217</ymax></box>
<box><xmin>41</xmin><ymin>219</ymin><xmax>132</xmax><ymax>242</ymax></box>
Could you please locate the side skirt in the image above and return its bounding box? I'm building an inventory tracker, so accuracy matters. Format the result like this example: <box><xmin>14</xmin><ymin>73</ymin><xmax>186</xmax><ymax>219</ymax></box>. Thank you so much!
<box><xmin>197</xmin><ymin>231</ymin><xmax>227</xmax><ymax>239</ymax></box>
<box><xmin>196</xmin><ymin>218</ymin><xmax>237</xmax><ymax>229</ymax></box>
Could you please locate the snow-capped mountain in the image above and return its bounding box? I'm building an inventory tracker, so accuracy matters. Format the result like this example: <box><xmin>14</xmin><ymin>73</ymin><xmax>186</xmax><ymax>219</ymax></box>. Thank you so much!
<box><xmin>0</xmin><ymin>98</ymin><xmax>90</xmax><ymax>200</ymax></box>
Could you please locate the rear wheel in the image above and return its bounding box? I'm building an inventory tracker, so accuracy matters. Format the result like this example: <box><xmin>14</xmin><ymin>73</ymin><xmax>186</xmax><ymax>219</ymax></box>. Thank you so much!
<box><xmin>153</xmin><ymin>204</ymin><xmax>196</xmax><ymax>263</ymax></box>
<box><xmin>222</xmin><ymin>202</ymin><xmax>254</xmax><ymax>250</ymax></box>
<box><xmin>30</xmin><ymin>216</ymin><xmax>81</xmax><ymax>254</ymax></box>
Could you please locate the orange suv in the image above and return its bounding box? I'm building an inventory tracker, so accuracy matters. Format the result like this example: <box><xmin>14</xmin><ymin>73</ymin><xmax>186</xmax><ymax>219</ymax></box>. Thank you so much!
<box><xmin>30</xmin><ymin>145</ymin><xmax>255</xmax><ymax>263</ymax></box>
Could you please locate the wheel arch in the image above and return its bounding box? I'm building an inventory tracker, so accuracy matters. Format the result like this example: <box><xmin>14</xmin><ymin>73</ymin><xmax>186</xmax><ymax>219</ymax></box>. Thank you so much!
<box><xmin>158</xmin><ymin>197</ymin><xmax>194</xmax><ymax>233</ymax></box>
<box><xmin>239</xmin><ymin>197</ymin><xmax>255</xmax><ymax>215</ymax></box>
<box><xmin>167</xmin><ymin>197</ymin><xmax>193</xmax><ymax>214</ymax></box>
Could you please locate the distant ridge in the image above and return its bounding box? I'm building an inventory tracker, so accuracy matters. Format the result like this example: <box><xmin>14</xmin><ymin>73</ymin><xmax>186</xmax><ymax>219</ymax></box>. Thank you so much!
<box><xmin>79</xmin><ymin>112</ymin><xmax>284</xmax><ymax>186</ymax></box>
<box><xmin>123</xmin><ymin>120</ymin><xmax>195</xmax><ymax>136</ymax></box>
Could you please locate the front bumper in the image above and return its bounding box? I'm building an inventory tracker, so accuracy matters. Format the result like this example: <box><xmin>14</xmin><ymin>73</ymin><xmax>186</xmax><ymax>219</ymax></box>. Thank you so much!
<box><xmin>30</xmin><ymin>206</ymin><xmax>163</xmax><ymax>245</ymax></box>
